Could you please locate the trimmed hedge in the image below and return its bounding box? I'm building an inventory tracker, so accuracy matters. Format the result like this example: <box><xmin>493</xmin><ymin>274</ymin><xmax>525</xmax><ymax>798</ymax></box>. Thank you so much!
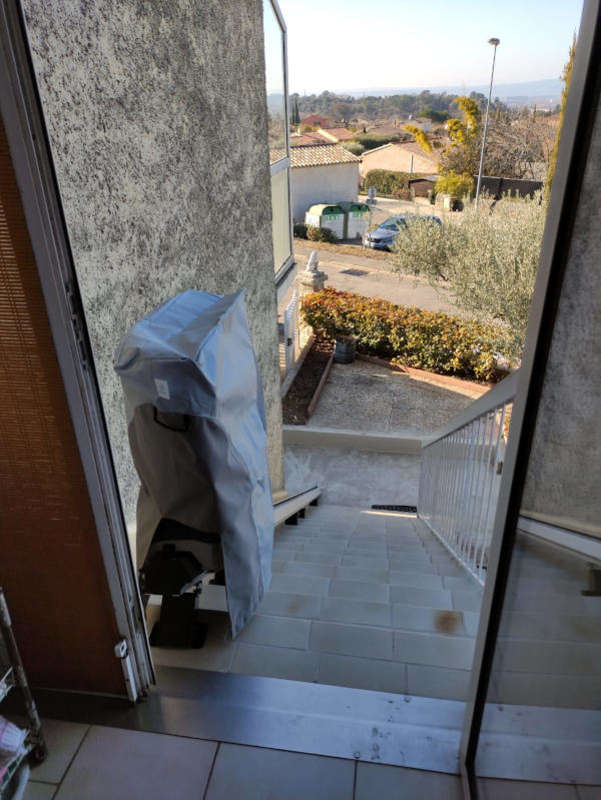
<box><xmin>301</xmin><ymin>288</ymin><xmax>503</xmax><ymax>382</ymax></box>
<box><xmin>307</xmin><ymin>225</ymin><xmax>336</xmax><ymax>243</ymax></box>
<box><xmin>293</xmin><ymin>223</ymin><xmax>308</xmax><ymax>239</ymax></box>
<box><xmin>363</xmin><ymin>169</ymin><xmax>428</xmax><ymax>200</ymax></box>
<box><xmin>352</xmin><ymin>133</ymin><xmax>407</xmax><ymax>151</ymax></box>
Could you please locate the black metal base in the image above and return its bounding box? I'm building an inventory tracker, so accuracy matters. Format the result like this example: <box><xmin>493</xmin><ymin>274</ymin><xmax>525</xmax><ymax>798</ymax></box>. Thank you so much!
<box><xmin>149</xmin><ymin>595</ymin><xmax>208</xmax><ymax>649</ymax></box>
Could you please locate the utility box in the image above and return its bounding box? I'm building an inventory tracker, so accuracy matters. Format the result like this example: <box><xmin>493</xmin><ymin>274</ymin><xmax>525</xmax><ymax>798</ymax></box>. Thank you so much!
<box><xmin>304</xmin><ymin>203</ymin><xmax>344</xmax><ymax>240</ymax></box>
<box><xmin>338</xmin><ymin>201</ymin><xmax>369</xmax><ymax>239</ymax></box>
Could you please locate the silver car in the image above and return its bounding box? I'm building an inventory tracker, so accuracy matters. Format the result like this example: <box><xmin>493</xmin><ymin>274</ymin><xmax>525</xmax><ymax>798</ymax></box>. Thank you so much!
<box><xmin>363</xmin><ymin>214</ymin><xmax>441</xmax><ymax>251</ymax></box>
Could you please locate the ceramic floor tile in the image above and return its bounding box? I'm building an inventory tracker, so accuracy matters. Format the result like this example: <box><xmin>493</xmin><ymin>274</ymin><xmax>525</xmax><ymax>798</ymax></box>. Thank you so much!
<box><xmin>294</xmin><ymin>551</ymin><xmax>341</xmax><ymax>565</ymax></box>
<box><xmin>497</xmin><ymin>611</ymin><xmax>601</xmax><ymax>643</ymax></box>
<box><xmin>231</xmin><ymin>643</ymin><xmax>318</xmax><ymax>682</ymax></box>
<box><xmin>54</xmin><ymin>726</ymin><xmax>216</xmax><ymax>800</ymax></box>
<box><xmin>339</xmin><ymin>554</ymin><xmax>390</xmax><ymax>569</ymax></box>
<box><xmin>237</xmin><ymin>614</ymin><xmax>311</xmax><ymax>649</ymax></box>
<box><xmin>23</xmin><ymin>783</ymin><xmax>57</xmax><ymax>800</ymax></box>
<box><xmin>477</xmin><ymin>777</ymin><xmax>579</xmax><ymax>799</ymax></box>
<box><xmin>269</xmin><ymin>573</ymin><xmax>331</xmax><ymax>597</ymax></box>
<box><xmin>29</xmin><ymin>719</ymin><xmax>89</xmax><ymax>784</ymax></box>
<box><xmin>443</xmin><ymin>575</ymin><xmax>482</xmax><ymax>592</ymax></box>
<box><xmin>390</xmin><ymin>585</ymin><xmax>453</xmax><ymax>609</ymax></box>
<box><xmin>317</xmin><ymin>653</ymin><xmax>407</xmax><ymax>693</ymax></box>
<box><xmin>407</xmin><ymin>663</ymin><xmax>471</xmax><ymax>701</ymax></box>
<box><xmin>576</xmin><ymin>786</ymin><xmax>601</xmax><ymax>799</ymax></box>
<box><xmin>451</xmin><ymin>589</ymin><xmax>484</xmax><ymax>612</ymax></box>
<box><xmin>205</xmin><ymin>743</ymin><xmax>354</xmax><ymax>800</ymax></box>
<box><xmin>281</xmin><ymin>561</ymin><xmax>337</xmax><ymax>578</ymax></box>
<box><xmin>334</xmin><ymin>566</ymin><xmax>390</xmax><ymax>584</ymax></box>
<box><xmin>355</xmin><ymin>762</ymin><xmax>463</xmax><ymax>800</ymax></box>
<box><xmin>488</xmin><ymin>670</ymin><xmax>601</xmax><ymax>708</ymax></box>
<box><xmin>393</xmin><ymin>630</ymin><xmax>475</xmax><ymax>669</ymax></box>
<box><xmin>388</xmin><ymin>571</ymin><xmax>444</xmax><ymax>590</ymax></box>
<box><xmin>494</xmin><ymin>638</ymin><xmax>601</xmax><ymax>675</ymax></box>
<box><xmin>329</xmin><ymin>579</ymin><xmax>389</xmax><ymax>603</ymax></box>
<box><xmin>310</xmin><ymin>620</ymin><xmax>393</xmax><ymax>660</ymax></box>
<box><xmin>392</xmin><ymin>604</ymin><xmax>467</xmax><ymax>635</ymax></box>
<box><xmin>320</xmin><ymin>597</ymin><xmax>391</xmax><ymax>627</ymax></box>
<box><xmin>259</xmin><ymin>591</ymin><xmax>322</xmax><ymax>619</ymax></box>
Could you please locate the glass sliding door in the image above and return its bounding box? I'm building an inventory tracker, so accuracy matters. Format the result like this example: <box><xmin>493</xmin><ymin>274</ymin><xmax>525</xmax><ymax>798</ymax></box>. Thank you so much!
<box><xmin>263</xmin><ymin>0</ymin><xmax>293</xmax><ymax>279</ymax></box>
<box><xmin>459</xmin><ymin>1</ymin><xmax>601</xmax><ymax>795</ymax></box>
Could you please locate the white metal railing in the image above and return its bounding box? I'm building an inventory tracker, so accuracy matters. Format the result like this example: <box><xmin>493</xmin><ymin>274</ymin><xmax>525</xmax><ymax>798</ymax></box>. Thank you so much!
<box><xmin>418</xmin><ymin>371</ymin><xmax>519</xmax><ymax>584</ymax></box>
<box><xmin>283</xmin><ymin>289</ymin><xmax>300</xmax><ymax>375</ymax></box>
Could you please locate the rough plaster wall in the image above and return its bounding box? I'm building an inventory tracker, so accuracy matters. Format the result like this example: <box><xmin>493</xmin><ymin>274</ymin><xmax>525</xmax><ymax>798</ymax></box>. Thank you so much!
<box><xmin>521</xmin><ymin>99</ymin><xmax>601</xmax><ymax>538</ymax></box>
<box><xmin>21</xmin><ymin>0</ymin><xmax>285</xmax><ymax>525</ymax></box>
<box><xmin>290</xmin><ymin>163</ymin><xmax>359</xmax><ymax>222</ymax></box>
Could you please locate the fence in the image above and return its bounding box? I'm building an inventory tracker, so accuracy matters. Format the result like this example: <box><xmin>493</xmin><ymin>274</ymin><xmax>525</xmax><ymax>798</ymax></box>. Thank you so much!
<box><xmin>418</xmin><ymin>371</ymin><xmax>518</xmax><ymax>584</ymax></box>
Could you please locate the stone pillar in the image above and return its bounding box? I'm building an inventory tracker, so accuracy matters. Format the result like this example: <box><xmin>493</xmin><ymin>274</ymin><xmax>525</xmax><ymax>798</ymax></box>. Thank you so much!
<box><xmin>295</xmin><ymin>250</ymin><xmax>327</xmax><ymax>298</ymax></box>
<box><xmin>295</xmin><ymin>251</ymin><xmax>327</xmax><ymax>348</ymax></box>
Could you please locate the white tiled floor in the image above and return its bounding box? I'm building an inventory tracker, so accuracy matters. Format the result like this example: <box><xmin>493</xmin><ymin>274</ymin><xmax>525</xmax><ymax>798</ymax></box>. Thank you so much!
<box><xmin>147</xmin><ymin>504</ymin><xmax>601</xmax><ymax>711</ymax></box>
<box><xmin>151</xmin><ymin>506</ymin><xmax>483</xmax><ymax>700</ymax></box>
<box><xmin>21</xmin><ymin>718</ymin><xmax>597</xmax><ymax>799</ymax></box>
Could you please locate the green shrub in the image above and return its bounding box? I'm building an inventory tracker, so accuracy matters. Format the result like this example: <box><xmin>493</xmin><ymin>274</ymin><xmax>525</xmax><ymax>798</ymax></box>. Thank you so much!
<box><xmin>352</xmin><ymin>132</ymin><xmax>407</xmax><ymax>151</ymax></box>
<box><xmin>363</xmin><ymin>169</ymin><xmax>427</xmax><ymax>199</ymax></box>
<box><xmin>306</xmin><ymin>225</ymin><xmax>336</xmax><ymax>243</ymax></box>
<box><xmin>301</xmin><ymin>288</ymin><xmax>504</xmax><ymax>381</ymax></box>
<box><xmin>435</xmin><ymin>171</ymin><xmax>474</xmax><ymax>199</ymax></box>
<box><xmin>293</xmin><ymin>223</ymin><xmax>308</xmax><ymax>239</ymax></box>
<box><xmin>343</xmin><ymin>141</ymin><xmax>365</xmax><ymax>156</ymax></box>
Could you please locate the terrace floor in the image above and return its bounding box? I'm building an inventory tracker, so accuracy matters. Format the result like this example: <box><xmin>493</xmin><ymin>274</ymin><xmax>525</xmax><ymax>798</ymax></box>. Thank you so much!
<box><xmin>151</xmin><ymin>503</ymin><xmax>601</xmax><ymax>713</ymax></box>
<box><xmin>151</xmin><ymin>505</ymin><xmax>483</xmax><ymax>700</ymax></box>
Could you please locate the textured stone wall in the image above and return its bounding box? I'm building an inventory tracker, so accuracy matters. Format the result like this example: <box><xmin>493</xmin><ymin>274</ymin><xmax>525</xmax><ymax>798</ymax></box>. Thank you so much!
<box><xmin>21</xmin><ymin>0</ymin><xmax>284</xmax><ymax>525</ymax></box>
<box><xmin>521</xmin><ymin>97</ymin><xmax>601</xmax><ymax>538</ymax></box>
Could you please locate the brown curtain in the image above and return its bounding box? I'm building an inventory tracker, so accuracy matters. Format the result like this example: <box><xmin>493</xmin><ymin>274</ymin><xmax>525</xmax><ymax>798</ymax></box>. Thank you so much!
<box><xmin>0</xmin><ymin>118</ymin><xmax>124</xmax><ymax>693</ymax></box>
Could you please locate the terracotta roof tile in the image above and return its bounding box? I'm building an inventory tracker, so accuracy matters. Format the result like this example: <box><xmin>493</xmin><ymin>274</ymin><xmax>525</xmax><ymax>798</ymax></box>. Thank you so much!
<box><xmin>290</xmin><ymin>143</ymin><xmax>361</xmax><ymax>168</ymax></box>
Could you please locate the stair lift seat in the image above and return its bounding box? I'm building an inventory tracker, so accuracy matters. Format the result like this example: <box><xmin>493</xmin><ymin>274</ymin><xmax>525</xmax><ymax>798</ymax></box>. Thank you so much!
<box><xmin>114</xmin><ymin>290</ymin><xmax>274</xmax><ymax>640</ymax></box>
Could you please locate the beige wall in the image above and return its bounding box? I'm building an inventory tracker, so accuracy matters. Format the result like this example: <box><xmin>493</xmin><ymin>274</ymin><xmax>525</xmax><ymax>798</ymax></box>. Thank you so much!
<box><xmin>291</xmin><ymin>163</ymin><xmax>359</xmax><ymax>222</ymax></box>
<box><xmin>360</xmin><ymin>144</ymin><xmax>437</xmax><ymax>177</ymax></box>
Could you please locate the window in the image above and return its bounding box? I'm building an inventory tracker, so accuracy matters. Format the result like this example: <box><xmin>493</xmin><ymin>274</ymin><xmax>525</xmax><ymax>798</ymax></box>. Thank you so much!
<box><xmin>263</xmin><ymin>0</ymin><xmax>293</xmax><ymax>279</ymax></box>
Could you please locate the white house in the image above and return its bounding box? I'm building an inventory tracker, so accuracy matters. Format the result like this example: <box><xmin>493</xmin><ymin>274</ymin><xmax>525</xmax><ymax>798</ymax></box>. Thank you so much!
<box><xmin>289</xmin><ymin>143</ymin><xmax>360</xmax><ymax>223</ymax></box>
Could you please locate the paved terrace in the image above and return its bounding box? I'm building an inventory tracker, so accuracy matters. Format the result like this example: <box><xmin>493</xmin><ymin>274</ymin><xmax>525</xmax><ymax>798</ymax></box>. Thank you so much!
<box><xmin>151</xmin><ymin>504</ymin><xmax>601</xmax><ymax>711</ymax></box>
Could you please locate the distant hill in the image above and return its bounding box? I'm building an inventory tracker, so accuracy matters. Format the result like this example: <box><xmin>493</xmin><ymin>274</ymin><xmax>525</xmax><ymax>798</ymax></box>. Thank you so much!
<box><xmin>325</xmin><ymin>79</ymin><xmax>562</xmax><ymax>103</ymax></box>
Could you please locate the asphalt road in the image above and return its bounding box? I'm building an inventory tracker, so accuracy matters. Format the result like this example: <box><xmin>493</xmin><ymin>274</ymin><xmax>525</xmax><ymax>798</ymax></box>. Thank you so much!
<box><xmin>293</xmin><ymin>239</ymin><xmax>461</xmax><ymax>316</ymax></box>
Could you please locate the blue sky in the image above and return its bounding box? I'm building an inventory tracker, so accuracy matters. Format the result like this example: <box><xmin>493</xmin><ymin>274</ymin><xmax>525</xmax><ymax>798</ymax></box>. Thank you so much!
<box><xmin>277</xmin><ymin>0</ymin><xmax>583</xmax><ymax>94</ymax></box>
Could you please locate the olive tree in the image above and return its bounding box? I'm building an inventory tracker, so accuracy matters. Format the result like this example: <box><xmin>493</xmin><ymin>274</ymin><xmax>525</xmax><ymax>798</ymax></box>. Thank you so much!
<box><xmin>392</xmin><ymin>194</ymin><xmax>546</xmax><ymax>361</ymax></box>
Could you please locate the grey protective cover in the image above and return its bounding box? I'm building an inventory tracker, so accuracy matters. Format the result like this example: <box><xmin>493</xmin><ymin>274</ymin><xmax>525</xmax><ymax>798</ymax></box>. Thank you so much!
<box><xmin>114</xmin><ymin>290</ymin><xmax>274</xmax><ymax>637</ymax></box>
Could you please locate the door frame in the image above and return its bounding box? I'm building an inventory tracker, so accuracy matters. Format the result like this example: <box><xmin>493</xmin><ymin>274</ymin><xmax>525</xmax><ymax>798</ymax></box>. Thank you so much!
<box><xmin>459</xmin><ymin>0</ymin><xmax>601</xmax><ymax>794</ymax></box>
<box><xmin>0</xmin><ymin>1</ymin><xmax>154</xmax><ymax>699</ymax></box>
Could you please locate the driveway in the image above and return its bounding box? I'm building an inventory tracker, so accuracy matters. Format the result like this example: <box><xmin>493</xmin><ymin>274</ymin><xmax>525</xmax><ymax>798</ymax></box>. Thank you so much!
<box><xmin>293</xmin><ymin>239</ymin><xmax>461</xmax><ymax>316</ymax></box>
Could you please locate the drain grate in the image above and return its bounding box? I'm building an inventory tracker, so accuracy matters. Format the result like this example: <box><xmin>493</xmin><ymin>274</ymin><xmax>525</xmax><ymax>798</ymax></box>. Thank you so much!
<box><xmin>340</xmin><ymin>268</ymin><xmax>369</xmax><ymax>277</ymax></box>
<box><xmin>371</xmin><ymin>504</ymin><xmax>417</xmax><ymax>513</ymax></box>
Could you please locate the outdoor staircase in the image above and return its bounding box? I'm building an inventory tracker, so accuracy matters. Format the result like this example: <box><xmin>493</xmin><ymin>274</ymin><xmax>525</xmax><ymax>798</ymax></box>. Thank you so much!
<box><xmin>240</xmin><ymin>503</ymin><xmax>484</xmax><ymax>699</ymax></box>
<box><xmin>150</xmin><ymin>502</ymin><xmax>601</xmax><ymax>708</ymax></box>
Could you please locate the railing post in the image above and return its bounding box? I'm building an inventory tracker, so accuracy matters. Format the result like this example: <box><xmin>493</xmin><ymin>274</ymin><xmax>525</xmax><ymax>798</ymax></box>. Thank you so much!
<box><xmin>417</xmin><ymin>372</ymin><xmax>518</xmax><ymax>585</ymax></box>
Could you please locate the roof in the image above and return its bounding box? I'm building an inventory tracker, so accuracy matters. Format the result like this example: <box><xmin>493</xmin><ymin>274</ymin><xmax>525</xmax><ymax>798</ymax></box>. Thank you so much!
<box><xmin>318</xmin><ymin>127</ymin><xmax>357</xmax><ymax>142</ymax></box>
<box><xmin>290</xmin><ymin>143</ymin><xmax>361</xmax><ymax>168</ymax></box>
<box><xmin>290</xmin><ymin>131</ymin><xmax>330</xmax><ymax>146</ymax></box>
<box><xmin>299</xmin><ymin>114</ymin><xmax>334</xmax><ymax>128</ymax></box>
<box><xmin>362</xmin><ymin>141</ymin><xmax>438</xmax><ymax>160</ymax></box>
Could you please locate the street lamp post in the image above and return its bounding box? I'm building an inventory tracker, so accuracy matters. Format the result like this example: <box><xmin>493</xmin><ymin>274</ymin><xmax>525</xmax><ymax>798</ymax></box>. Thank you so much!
<box><xmin>475</xmin><ymin>37</ymin><xmax>500</xmax><ymax>210</ymax></box>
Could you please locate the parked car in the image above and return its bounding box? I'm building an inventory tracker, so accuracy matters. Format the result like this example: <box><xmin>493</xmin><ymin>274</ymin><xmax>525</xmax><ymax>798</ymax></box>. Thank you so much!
<box><xmin>363</xmin><ymin>214</ymin><xmax>441</xmax><ymax>250</ymax></box>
